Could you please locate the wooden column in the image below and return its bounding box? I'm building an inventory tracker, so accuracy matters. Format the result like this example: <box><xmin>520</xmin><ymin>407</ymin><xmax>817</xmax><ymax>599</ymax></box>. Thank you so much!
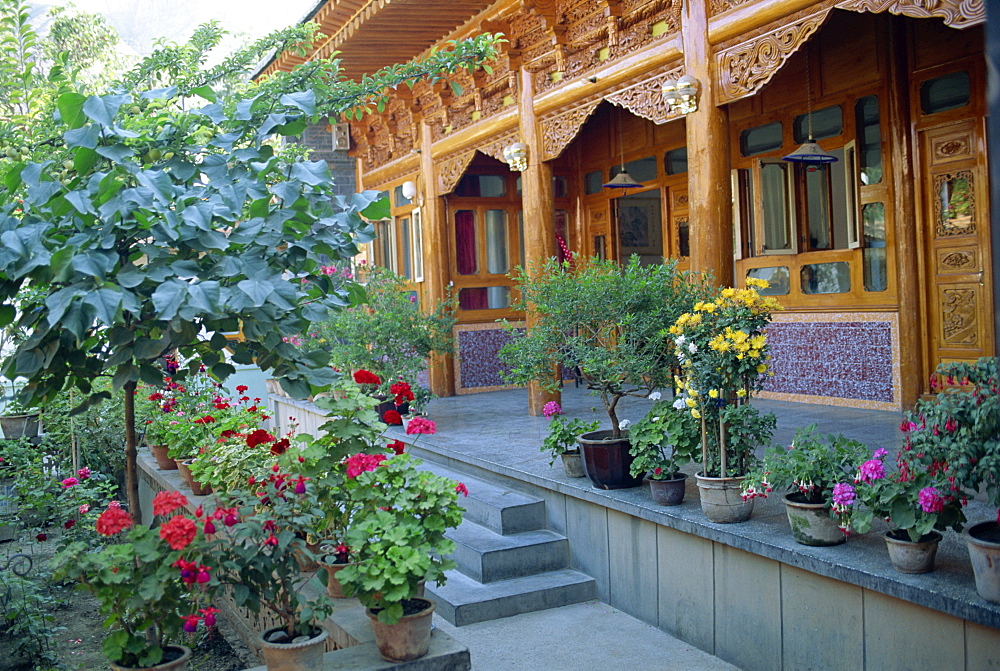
<box><xmin>419</xmin><ymin>119</ymin><xmax>456</xmax><ymax>397</ymax></box>
<box><xmin>520</xmin><ymin>67</ymin><xmax>561</xmax><ymax>416</ymax></box>
<box><xmin>683</xmin><ymin>0</ymin><xmax>734</xmax><ymax>287</ymax></box>
<box><xmin>886</xmin><ymin>18</ymin><xmax>921</xmax><ymax>408</ymax></box>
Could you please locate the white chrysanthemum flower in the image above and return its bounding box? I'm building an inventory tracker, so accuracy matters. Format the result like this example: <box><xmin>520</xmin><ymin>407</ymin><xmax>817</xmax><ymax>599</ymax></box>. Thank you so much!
<box><xmin>675</xmin><ymin>335</ymin><xmax>686</xmax><ymax>347</ymax></box>
<box><xmin>649</xmin><ymin>391</ymin><xmax>661</xmax><ymax>401</ymax></box>
<box><xmin>673</xmin><ymin>397</ymin><xmax>686</xmax><ymax>410</ymax></box>
<box><xmin>618</xmin><ymin>419</ymin><xmax>631</xmax><ymax>430</ymax></box>
<box><xmin>688</xmin><ymin>342</ymin><xmax>698</xmax><ymax>353</ymax></box>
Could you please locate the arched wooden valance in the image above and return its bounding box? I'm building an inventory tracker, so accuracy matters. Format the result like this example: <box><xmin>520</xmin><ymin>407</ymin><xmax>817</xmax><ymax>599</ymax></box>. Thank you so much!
<box><xmin>435</xmin><ymin>149</ymin><xmax>477</xmax><ymax>195</ymax></box>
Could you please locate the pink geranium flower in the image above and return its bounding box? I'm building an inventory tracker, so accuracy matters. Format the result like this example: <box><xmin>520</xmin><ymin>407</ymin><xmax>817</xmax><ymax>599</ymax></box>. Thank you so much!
<box><xmin>405</xmin><ymin>417</ymin><xmax>437</xmax><ymax>435</ymax></box>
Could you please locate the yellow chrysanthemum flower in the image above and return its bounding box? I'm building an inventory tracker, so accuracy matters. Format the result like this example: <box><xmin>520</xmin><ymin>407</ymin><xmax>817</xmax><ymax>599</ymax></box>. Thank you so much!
<box><xmin>748</xmin><ymin>349</ymin><xmax>761</xmax><ymax>359</ymax></box>
<box><xmin>750</xmin><ymin>334</ymin><xmax>766</xmax><ymax>350</ymax></box>
<box><xmin>691</xmin><ymin>409</ymin><xmax>701</xmax><ymax>419</ymax></box>
<box><xmin>708</xmin><ymin>389</ymin><xmax>719</xmax><ymax>399</ymax></box>
<box><xmin>685</xmin><ymin>398</ymin><xmax>697</xmax><ymax>408</ymax></box>
<box><xmin>756</xmin><ymin>364</ymin><xmax>768</xmax><ymax>374</ymax></box>
<box><xmin>736</xmin><ymin>388</ymin><xmax>747</xmax><ymax>397</ymax></box>
<box><xmin>693</xmin><ymin>301</ymin><xmax>704</xmax><ymax>312</ymax></box>
<box><xmin>721</xmin><ymin>288</ymin><xmax>736</xmax><ymax>299</ymax></box>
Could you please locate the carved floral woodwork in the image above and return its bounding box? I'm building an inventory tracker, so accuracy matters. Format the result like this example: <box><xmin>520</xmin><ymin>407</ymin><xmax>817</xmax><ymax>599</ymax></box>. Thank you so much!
<box><xmin>479</xmin><ymin>129</ymin><xmax>523</xmax><ymax>164</ymax></box>
<box><xmin>933</xmin><ymin>171</ymin><xmax>976</xmax><ymax>237</ymax></box>
<box><xmin>939</xmin><ymin>249</ymin><xmax>976</xmax><ymax>272</ymax></box>
<box><xmin>709</xmin><ymin>0</ymin><xmax>753</xmax><ymax>16</ymax></box>
<box><xmin>539</xmin><ymin>100</ymin><xmax>603</xmax><ymax>161</ymax></box>
<box><xmin>716</xmin><ymin>7</ymin><xmax>833</xmax><ymax>105</ymax></box>
<box><xmin>605</xmin><ymin>65</ymin><xmax>685</xmax><ymax>125</ymax></box>
<box><xmin>940</xmin><ymin>287</ymin><xmax>978</xmax><ymax>345</ymax></box>
<box><xmin>834</xmin><ymin>0</ymin><xmax>985</xmax><ymax>29</ymax></box>
<box><xmin>436</xmin><ymin>149</ymin><xmax>478</xmax><ymax>195</ymax></box>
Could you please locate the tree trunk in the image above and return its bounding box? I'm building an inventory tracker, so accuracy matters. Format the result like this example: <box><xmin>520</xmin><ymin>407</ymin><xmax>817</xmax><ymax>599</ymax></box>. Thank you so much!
<box><xmin>123</xmin><ymin>380</ymin><xmax>141</xmax><ymax>521</ymax></box>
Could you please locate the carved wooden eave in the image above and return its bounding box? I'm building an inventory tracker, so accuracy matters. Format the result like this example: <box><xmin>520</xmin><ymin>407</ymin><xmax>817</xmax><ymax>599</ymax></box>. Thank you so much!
<box><xmin>436</xmin><ymin>149</ymin><xmax>479</xmax><ymax>194</ymax></box>
<box><xmin>715</xmin><ymin>5</ymin><xmax>834</xmax><ymax>105</ymax></box>
<box><xmin>478</xmin><ymin>127</ymin><xmax>522</xmax><ymax>164</ymax></box>
<box><xmin>539</xmin><ymin>100</ymin><xmax>603</xmax><ymax>161</ymax></box>
<box><xmin>834</xmin><ymin>0</ymin><xmax>985</xmax><ymax>29</ymax></box>
<box><xmin>359</xmin><ymin>153</ymin><xmax>421</xmax><ymax>192</ymax></box>
<box><xmin>605</xmin><ymin>64</ymin><xmax>685</xmax><ymax>125</ymax></box>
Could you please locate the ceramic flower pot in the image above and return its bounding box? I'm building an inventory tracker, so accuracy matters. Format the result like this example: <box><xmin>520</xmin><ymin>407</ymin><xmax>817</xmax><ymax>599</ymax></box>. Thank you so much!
<box><xmin>0</xmin><ymin>413</ymin><xmax>39</xmax><ymax>440</ymax></box>
<box><xmin>559</xmin><ymin>451</ymin><xmax>586</xmax><ymax>478</ymax></box>
<box><xmin>109</xmin><ymin>645</ymin><xmax>192</xmax><ymax>671</ymax></box>
<box><xmin>149</xmin><ymin>444</ymin><xmax>177</xmax><ymax>470</ymax></box>
<box><xmin>648</xmin><ymin>473</ymin><xmax>688</xmax><ymax>506</ymax></box>
<box><xmin>259</xmin><ymin>625</ymin><xmax>328</xmax><ymax>671</ymax></box>
<box><xmin>320</xmin><ymin>560</ymin><xmax>356</xmax><ymax>598</ymax></box>
<box><xmin>883</xmin><ymin>529</ymin><xmax>942</xmax><ymax>574</ymax></box>
<box><xmin>695</xmin><ymin>473</ymin><xmax>754</xmax><ymax>523</ymax></box>
<box><xmin>783</xmin><ymin>492</ymin><xmax>845</xmax><ymax>546</ymax></box>
<box><xmin>577</xmin><ymin>430</ymin><xmax>642</xmax><ymax>490</ymax></box>
<box><xmin>964</xmin><ymin>520</ymin><xmax>1000</xmax><ymax>603</ymax></box>
<box><xmin>179</xmin><ymin>460</ymin><xmax>211</xmax><ymax>496</ymax></box>
<box><xmin>366</xmin><ymin>597</ymin><xmax>435</xmax><ymax>663</ymax></box>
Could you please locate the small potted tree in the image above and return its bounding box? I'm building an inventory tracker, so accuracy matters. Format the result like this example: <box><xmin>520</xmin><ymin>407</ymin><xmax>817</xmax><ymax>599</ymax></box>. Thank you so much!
<box><xmin>335</xmin><ymin>454</ymin><xmax>465</xmax><ymax>662</ymax></box>
<box><xmin>628</xmin><ymin>395</ymin><xmax>701</xmax><ymax>505</ymax></box>
<box><xmin>500</xmin><ymin>256</ymin><xmax>712</xmax><ymax>490</ymax></box>
<box><xmin>540</xmin><ymin>401</ymin><xmax>600</xmax><ymax>478</ymax></box>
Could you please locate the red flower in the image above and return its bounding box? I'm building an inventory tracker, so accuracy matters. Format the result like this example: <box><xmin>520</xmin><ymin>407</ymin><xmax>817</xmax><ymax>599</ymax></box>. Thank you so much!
<box><xmin>204</xmin><ymin>520</ymin><xmax>216</xmax><ymax>535</ymax></box>
<box><xmin>236</xmin><ymin>385</ymin><xmax>248</xmax><ymax>393</ymax></box>
<box><xmin>246</xmin><ymin>428</ymin><xmax>275</xmax><ymax>448</ymax></box>
<box><xmin>153</xmin><ymin>491</ymin><xmax>189</xmax><ymax>517</ymax></box>
<box><xmin>405</xmin><ymin>417</ymin><xmax>436</xmax><ymax>435</ymax></box>
<box><xmin>220</xmin><ymin>429</ymin><xmax>239</xmax><ymax>439</ymax></box>
<box><xmin>382</xmin><ymin>409</ymin><xmax>402</xmax><ymax>425</ymax></box>
<box><xmin>181</xmin><ymin>614</ymin><xmax>200</xmax><ymax>633</ymax></box>
<box><xmin>455</xmin><ymin>482</ymin><xmax>469</xmax><ymax>497</ymax></box>
<box><xmin>387</xmin><ymin>440</ymin><xmax>406</xmax><ymax>455</ymax></box>
<box><xmin>35</xmin><ymin>533</ymin><xmax>47</xmax><ymax>542</ymax></box>
<box><xmin>213</xmin><ymin>402</ymin><xmax>230</xmax><ymax>410</ymax></box>
<box><xmin>194</xmin><ymin>415</ymin><xmax>216</xmax><ymax>424</ymax></box>
<box><xmin>264</xmin><ymin>533</ymin><xmax>279</xmax><ymax>547</ymax></box>
<box><xmin>270</xmin><ymin>438</ymin><xmax>290</xmax><ymax>456</ymax></box>
<box><xmin>345</xmin><ymin>452</ymin><xmax>387</xmax><ymax>478</ymax></box>
<box><xmin>148</xmin><ymin>392</ymin><xmax>164</xmax><ymax>401</ymax></box>
<box><xmin>353</xmin><ymin>369</ymin><xmax>381</xmax><ymax>386</ymax></box>
<box><xmin>200</xmin><ymin>607</ymin><xmax>220</xmax><ymax>628</ymax></box>
<box><xmin>390</xmin><ymin>380</ymin><xmax>415</xmax><ymax>405</ymax></box>
<box><xmin>64</xmin><ymin>519</ymin><xmax>76</xmax><ymax>529</ymax></box>
<box><xmin>159</xmin><ymin>515</ymin><xmax>197</xmax><ymax>551</ymax></box>
<box><xmin>96</xmin><ymin>506</ymin><xmax>133</xmax><ymax>536</ymax></box>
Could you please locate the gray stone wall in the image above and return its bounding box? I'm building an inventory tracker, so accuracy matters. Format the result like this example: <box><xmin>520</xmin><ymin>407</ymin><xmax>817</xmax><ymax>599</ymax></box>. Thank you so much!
<box><xmin>295</xmin><ymin>122</ymin><xmax>357</xmax><ymax>197</ymax></box>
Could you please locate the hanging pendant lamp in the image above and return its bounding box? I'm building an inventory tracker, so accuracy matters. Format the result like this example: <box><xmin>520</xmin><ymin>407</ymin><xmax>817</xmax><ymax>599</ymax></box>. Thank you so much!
<box><xmin>783</xmin><ymin>45</ymin><xmax>838</xmax><ymax>164</ymax></box>
<box><xmin>604</xmin><ymin>111</ymin><xmax>643</xmax><ymax>190</ymax></box>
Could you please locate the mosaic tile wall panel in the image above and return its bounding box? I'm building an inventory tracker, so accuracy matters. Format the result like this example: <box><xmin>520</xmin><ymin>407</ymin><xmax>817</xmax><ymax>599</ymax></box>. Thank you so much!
<box><xmin>759</xmin><ymin>312</ymin><xmax>901</xmax><ymax>411</ymax></box>
<box><xmin>454</xmin><ymin>322</ymin><xmax>526</xmax><ymax>393</ymax></box>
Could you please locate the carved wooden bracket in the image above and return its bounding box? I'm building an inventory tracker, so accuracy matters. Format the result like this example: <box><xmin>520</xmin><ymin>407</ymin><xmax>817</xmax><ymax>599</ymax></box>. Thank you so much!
<box><xmin>479</xmin><ymin>128</ymin><xmax>522</xmax><ymax>164</ymax></box>
<box><xmin>716</xmin><ymin>8</ymin><xmax>832</xmax><ymax>105</ymax></box>
<box><xmin>539</xmin><ymin>100</ymin><xmax>602</xmax><ymax>162</ymax></box>
<box><xmin>835</xmin><ymin>0</ymin><xmax>985</xmax><ymax>28</ymax></box>
<box><xmin>436</xmin><ymin>149</ymin><xmax>477</xmax><ymax>195</ymax></box>
<box><xmin>605</xmin><ymin>65</ymin><xmax>685</xmax><ymax>125</ymax></box>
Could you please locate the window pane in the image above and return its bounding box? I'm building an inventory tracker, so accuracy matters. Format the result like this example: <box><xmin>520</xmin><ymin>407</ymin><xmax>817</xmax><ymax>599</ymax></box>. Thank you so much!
<box><xmin>480</xmin><ymin>175</ymin><xmax>506</xmax><ymax>197</ymax></box>
<box><xmin>612</xmin><ymin>156</ymin><xmax>657</xmax><ymax>183</ymax></box>
<box><xmin>747</xmin><ymin>267</ymin><xmax>790</xmax><ymax>295</ymax></box>
<box><xmin>555</xmin><ymin>210</ymin><xmax>569</xmax><ymax>264</ymax></box>
<box><xmin>454</xmin><ymin>175</ymin><xmax>479</xmax><ymax>197</ymax></box>
<box><xmin>804</xmin><ymin>163</ymin><xmax>832</xmax><ymax>250</ymax></box>
<box><xmin>862</xmin><ymin>202</ymin><xmax>887</xmax><ymax>293</ymax></box>
<box><xmin>455</xmin><ymin>210</ymin><xmax>477</xmax><ymax>275</ymax></box>
<box><xmin>676</xmin><ymin>217</ymin><xmax>690</xmax><ymax>257</ymax></box>
<box><xmin>664</xmin><ymin>147</ymin><xmax>688</xmax><ymax>175</ymax></box>
<box><xmin>553</xmin><ymin>176</ymin><xmax>568</xmax><ymax>198</ymax></box>
<box><xmin>585</xmin><ymin>170</ymin><xmax>603</xmax><ymax>195</ymax></box>
<box><xmin>800</xmin><ymin>262</ymin><xmax>851</xmax><ymax>294</ymax></box>
<box><xmin>400</xmin><ymin>216</ymin><xmax>412</xmax><ymax>279</ymax></box>
<box><xmin>412</xmin><ymin>210</ymin><xmax>424</xmax><ymax>282</ymax></box>
<box><xmin>862</xmin><ymin>202</ymin><xmax>886</xmax><ymax>245</ymax></box>
<box><xmin>761</xmin><ymin>162</ymin><xmax>792</xmax><ymax>251</ymax></box>
<box><xmin>487</xmin><ymin>286</ymin><xmax>510</xmax><ymax>309</ymax></box>
<box><xmin>920</xmin><ymin>71</ymin><xmax>970</xmax><ymax>115</ymax></box>
<box><xmin>518</xmin><ymin>211</ymin><xmax>525</xmax><ymax>268</ymax></box>
<box><xmin>485</xmin><ymin>210</ymin><xmax>509</xmax><ymax>274</ymax></box>
<box><xmin>793</xmin><ymin>105</ymin><xmax>842</xmax><ymax>143</ymax></box>
<box><xmin>458</xmin><ymin>287</ymin><xmax>510</xmax><ymax>310</ymax></box>
<box><xmin>741</xmin><ymin>122</ymin><xmax>783</xmax><ymax>157</ymax></box>
<box><xmin>856</xmin><ymin>96</ymin><xmax>882</xmax><ymax>185</ymax></box>
<box><xmin>393</xmin><ymin>184</ymin><xmax>412</xmax><ymax>207</ymax></box>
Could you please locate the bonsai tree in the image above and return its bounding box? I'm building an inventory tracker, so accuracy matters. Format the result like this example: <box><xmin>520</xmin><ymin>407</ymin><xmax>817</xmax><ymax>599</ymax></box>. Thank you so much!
<box><xmin>0</xmin><ymin>26</ymin><xmax>500</xmax><ymax>518</ymax></box>
<box><xmin>500</xmin><ymin>256</ymin><xmax>712</xmax><ymax>438</ymax></box>
<box><xmin>307</xmin><ymin>266</ymin><xmax>456</xmax><ymax>396</ymax></box>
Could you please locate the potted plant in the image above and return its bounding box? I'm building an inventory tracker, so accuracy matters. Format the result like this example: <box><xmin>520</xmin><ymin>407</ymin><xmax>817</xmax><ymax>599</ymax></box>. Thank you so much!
<box><xmin>216</xmin><ymin>465</ymin><xmax>336</xmax><ymax>670</ymax></box>
<box><xmin>742</xmin><ymin>426</ymin><xmax>872</xmax><ymax>545</ymax></box>
<box><xmin>500</xmin><ymin>256</ymin><xmax>712</xmax><ymax>490</ymax></box>
<box><xmin>831</xmin><ymin>446</ymin><xmax>966</xmax><ymax>573</ymax></box>
<box><xmin>0</xmin><ymin>385</ymin><xmax>40</xmax><ymax>440</ymax></box>
<box><xmin>335</xmin><ymin>453</ymin><xmax>466</xmax><ymax>662</ymax></box>
<box><xmin>540</xmin><ymin>401</ymin><xmax>600</xmax><ymax>478</ymax></box>
<box><xmin>628</xmin><ymin>395</ymin><xmax>701</xmax><ymax>505</ymax></box>
<box><xmin>306</xmin><ymin>267</ymin><xmax>455</xmax><ymax>399</ymax></box>
<box><xmin>669</xmin><ymin>278</ymin><xmax>780</xmax><ymax>523</ymax></box>
<box><xmin>52</xmin><ymin>491</ymin><xmax>221</xmax><ymax>670</ymax></box>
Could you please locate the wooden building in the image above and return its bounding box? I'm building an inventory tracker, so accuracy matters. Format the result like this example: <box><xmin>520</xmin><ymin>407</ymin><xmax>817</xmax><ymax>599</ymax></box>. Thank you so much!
<box><xmin>260</xmin><ymin>0</ymin><xmax>990</xmax><ymax>413</ymax></box>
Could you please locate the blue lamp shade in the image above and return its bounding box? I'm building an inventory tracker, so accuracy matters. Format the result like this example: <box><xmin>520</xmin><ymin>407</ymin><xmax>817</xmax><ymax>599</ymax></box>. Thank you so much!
<box><xmin>602</xmin><ymin>170</ymin><xmax>643</xmax><ymax>190</ymax></box>
<box><xmin>783</xmin><ymin>138</ymin><xmax>838</xmax><ymax>163</ymax></box>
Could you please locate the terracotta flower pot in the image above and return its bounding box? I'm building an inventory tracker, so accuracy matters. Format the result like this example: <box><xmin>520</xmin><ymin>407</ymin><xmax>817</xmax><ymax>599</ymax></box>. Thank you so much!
<box><xmin>783</xmin><ymin>492</ymin><xmax>845</xmax><ymax>546</ymax></box>
<box><xmin>366</xmin><ymin>597</ymin><xmax>435</xmax><ymax>663</ymax></box>
<box><xmin>259</xmin><ymin>625</ymin><xmax>328</xmax><ymax>671</ymax></box>
<box><xmin>695</xmin><ymin>472</ymin><xmax>754</xmax><ymax>523</ymax></box>
<box><xmin>964</xmin><ymin>520</ymin><xmax>1000</xmax><ymax>602</ymax></box>
<box><xmin>175</xmin><ymin>460</ymin><xmax>194</xmax><ymax>488</ymax></box>
<box><xmin>559</xmin><ymin>451</ymin><xmax>586</xmax><ymax>478</ymax></box>
<box><xmin>320</xmin><ymin>560</ymin><xmax>356</xmax><ymax>598</ymax></box>
<box><xmin>149</xmin><ymin>444</ymin><xmax>177</xmax><ymax>470</ymax></box>
<box><xmin>109</xmin><ymin>645</ymin><xmax>192</xmax><ymax>671</ymax></box>
<box><xmin>648</xmin><ymin>473</ymin><xmax>688</xmax><ymax>506</ymax></box>
<box><xmin>884</xmin><ymin>529</ymin><xmax>942</xmax><ymax>574</ymax></box>
<box><xmin>179</xmin><ymin>460</ymin><xmax>211</xmax><ymax>497</ymax></box>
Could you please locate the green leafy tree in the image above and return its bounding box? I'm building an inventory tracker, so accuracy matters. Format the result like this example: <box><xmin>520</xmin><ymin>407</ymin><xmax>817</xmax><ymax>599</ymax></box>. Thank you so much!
<box><xmin>0</xmin><ymin>29</ymin><xmax>500</xmax><ymax>519</ymax></box>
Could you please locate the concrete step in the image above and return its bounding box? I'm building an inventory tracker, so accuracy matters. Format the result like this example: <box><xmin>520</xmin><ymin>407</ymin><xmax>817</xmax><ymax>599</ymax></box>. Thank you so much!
<box><xmin>447</xmin><ymin>521</ymin><xmax>569</xmax><ymax>583</ymax></box>
<box><xmin>426</xmin><ymin>568</ymin><xmax>597</xmax><ymax>627</ymax></box>
<box><xmin>418</xmin><ymin>460</ymin><xmax>545</xmax><ymax>535</ymax></box>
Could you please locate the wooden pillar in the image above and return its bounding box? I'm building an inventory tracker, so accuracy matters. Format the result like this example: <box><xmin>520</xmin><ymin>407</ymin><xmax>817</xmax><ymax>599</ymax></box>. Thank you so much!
<box><xmin>683</xmin><ymin>0</ymin><xmax>734</xmax><ymax>287</ymax></box>
<box><xmin>887</xmin><ymin>17</ymin><xmax>921</xmax><ymax>408</ymax></box>
<box><xmin>419</xmin><ymin>119</ymin><xmax>456</xmax><ymax>397</ymax></box>
<box><xmin>520</xmin><ymin>67</ymin><xmax>561</xmax><ymax>416</ymax></box>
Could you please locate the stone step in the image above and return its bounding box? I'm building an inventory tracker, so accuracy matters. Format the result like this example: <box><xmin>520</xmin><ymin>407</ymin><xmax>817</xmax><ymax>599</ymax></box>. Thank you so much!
<box><xmin>418</xmin><ymin>460</ymin><xmax>545</xmax><ymax>535</ymax></box>
<box><xmin>427</xmin><ymin>568</ymin><xmax>596</xmax><ymax>627</ymax></box>
<box><xmin>447</xmin><ymin>521</ymin><xmax>569</xmax><ymax>583</ymax></box>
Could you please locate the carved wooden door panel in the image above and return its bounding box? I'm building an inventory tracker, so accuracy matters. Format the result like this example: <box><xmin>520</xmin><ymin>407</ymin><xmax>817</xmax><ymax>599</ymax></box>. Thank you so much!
<box><xmin>919</xmin><ymin>119</ymin><xmax>993</xmax><ymax>374</ymax></box>
<box><xmin>586</xmin><ymin>204</ymin><xmax>611</xmax><ymax>261</ymax></box>
<box><xmin>668</xmin><ymin>185</ymin><xmax>690</xmax><ymax>271</ymax></box>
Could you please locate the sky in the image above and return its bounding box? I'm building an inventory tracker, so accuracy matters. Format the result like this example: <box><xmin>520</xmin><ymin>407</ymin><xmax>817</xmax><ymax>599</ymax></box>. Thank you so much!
<box><xmin>33</xmin><ymin>0</ymin><xmax>320</xmax><ymax>58</ymax></box>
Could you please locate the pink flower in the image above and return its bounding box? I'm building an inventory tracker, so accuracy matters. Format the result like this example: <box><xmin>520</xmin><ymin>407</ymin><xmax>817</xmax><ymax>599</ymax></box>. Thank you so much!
<box><xmin>345</xmin><ymin>452</ymin><xmax>387</xmax><ymax>478</ymax></box>
<box><xmin>455</xmin><ymin>482</ymin><xmax>469</xmax><ymax>497</ymax></box>
<box><xmin>543</xmin><ymin>401</ymin><xmax>562</xmax><ymax>418</ymax></box>
<box><xmin>153</xmin><ymin>491</ymin><xmax>189</xmax><ymax>517</ymax></box>
<box><xmin>873</xmin><ymin>448</ymin><xmax>888</xmax><ymax>459</ymax></box>
<box><xmin>61</xmin><ymin>477</ymin><xmax>79</xmax><ymax>488</ymax></box>
<box><xmin>181</xmin><ymin>615</ymin><xmax>200</xmax><ymax>633</ymax></box>
<box><xmin>78</xmin><ymin>504</ymin><xmax>90</xmax><ymax>515</ymax></box>
<box><xmin>919</xmin><ymin>487</ymin><xmax>944</xmax><ymax>513</ymax></box>
<box><xmin>200</xmin><ymin>607</ymin><xmax>219</xmax><ymax>628</ymax></box>
<box><xmin>857</xmin><ymin>459</ymin><xmax>885</xmax><ymax>483</ymax></box>
<box><xmin>264</xmin><ymin>533</ymin><xmax>279</xmax><ymax>547</ymax></box>
<box><xmin>77</xmin><ymin>467</ymin><xmax>90</xmax><ymax>480</ymax></box>
<box><xmin>405</xmin><ymin>417</ymin><xmax>437</xmax><ymax>435</ymax></box>
<box><xmin>832</xmin><ymin>483</ymin><xmax>856</xmax><ymax>507</ymax></box>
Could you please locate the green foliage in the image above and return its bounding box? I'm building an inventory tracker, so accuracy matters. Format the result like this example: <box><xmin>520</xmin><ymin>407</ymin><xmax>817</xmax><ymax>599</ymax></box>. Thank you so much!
<box><xmin>38</xmin><ymin>378</ymin><xmax>130</xmax><ymax>478</ymax></box>
<box><xmin>628</xmin><ymin>398</ymin><xmax>701</xmax><ymax>479</ymax></box>
<box><xmin>0</xmin><ymin>569</ymin><xmax>61</xmax><ymax>668</ymax></box>
<box><xmin>217</xmin><ymin>470</ymin><xmax>334</xmax><ymax>637</ymax></box>
<box><xmin>500</xmin><ymin>256</ymin><xmax>713</xmax><ymax>437</ymax></box>
<box><xmin>742</xmin><ymin>425</ymin><xmax>872</xmax><ymax>507</ymax></box>
<box><xmin>541</xmin><ymin>415</ymin><xmax>600</xmax><ymax>465</ymax></box>
<box><xmin>307</xmin><ymin>267</ymin><xmax>456</xmax><ymax>394</ymax></box>
<box><xmin>335</xmin><ymin>454</ymin><xmax>464</xmax><ymax>624</ymax></box>
<box><xmin>52</xmin><ymin>499</ymin><xmax>222</xmax><ymax>666</ymax></box>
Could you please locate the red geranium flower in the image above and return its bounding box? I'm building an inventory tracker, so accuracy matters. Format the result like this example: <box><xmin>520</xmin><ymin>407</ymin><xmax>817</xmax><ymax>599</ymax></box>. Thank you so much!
<box><xmin>387</xmin><ymin>440</ymin><xmax>406</xmax><ymax>455</ymax></box>
<box><xmin>270</xmin><ymin>438</ymin><xmax>290</xmax><ymax>456</ymax></box>
<box><xmin>345</xmin><ymin>452</ymin><xmax>387</xmax><ymax>478</ymax></box>
<box><xmin>159</xmin><ymin>515</ymin><xmax>197</xmax><ymax>550</ymax></box>
<box><xmin>455</xmin><ymin>482</ymin><xmax>469</xmax><ymax>497</ymax></box>
<box><xmin>96</xmin><ymin>506</ymin><xmax>133</xmax><ymax>536</ymax></box>
<box><xmin>153</xmin><ymin>491</ymin><xmax>189</xmax><ymax>517</ymax></box>
<box><xmin>194</xmin><ymin>415</ymin><xmax>216</xmax><ymax>424</ymax></box>
<box><xmin>382</xmin><ymin>409</ymin><xmax>402</xmax><ymax>425</ymax></box>
<box><xmin>246</xmin><ymin>428</ymin><xmax>276</xmax><ymax>448</ymax></box>
<box><xmin>405</xmin><ymin>417</ymin><xmax>437</xmax><ymax>435</ymax></box>
<box><xmin>236</xmin><ymin>385</ymin><xmax>248</xmax><ymax>394</ymax></box>
<box><xmin>353</xmin><ymin>369</ymin><xmax>381</xmax><ymax>386</ymax></box>
<box><xmin>64</xmin><ymin>519</ymin><xmax>76</xmax><ymax>529</ymax></box>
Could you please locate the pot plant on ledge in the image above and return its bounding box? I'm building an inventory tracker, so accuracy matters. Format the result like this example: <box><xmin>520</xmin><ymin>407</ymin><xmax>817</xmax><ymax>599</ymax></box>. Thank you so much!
<box><xmin>541</xmin><ymin>401</ymin><xmax>600</xmax><ymax>478</ymax></box>
<box><xmin>628</xmin><ymin>396</ymin><xmax>701</xmax><ymax>505</ymax></box>
<box><xmin>669</xmin><ymin>278</ymin><xmax>780</xmax><ymax>523</ymax></box>
<box><xmin>500</xmin><ymin>256</ymin><xmax>712</xmax><ymax>490</ymax></box>
<box><xmin>335</xmin><ymin>453</ymin><xmax>466</xmax><ymax>662</ymax></box>
<box><xmin>742</xmin><ymin>425</ymin><xmax>872</xmax><ymax>545</ymax></box>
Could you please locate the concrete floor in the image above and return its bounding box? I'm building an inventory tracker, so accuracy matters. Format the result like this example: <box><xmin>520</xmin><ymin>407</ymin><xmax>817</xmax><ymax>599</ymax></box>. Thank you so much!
<box><xmin>434</xmin><ymin>600</ymin><xmax>740</xmax><ymax>671</ymax></box>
